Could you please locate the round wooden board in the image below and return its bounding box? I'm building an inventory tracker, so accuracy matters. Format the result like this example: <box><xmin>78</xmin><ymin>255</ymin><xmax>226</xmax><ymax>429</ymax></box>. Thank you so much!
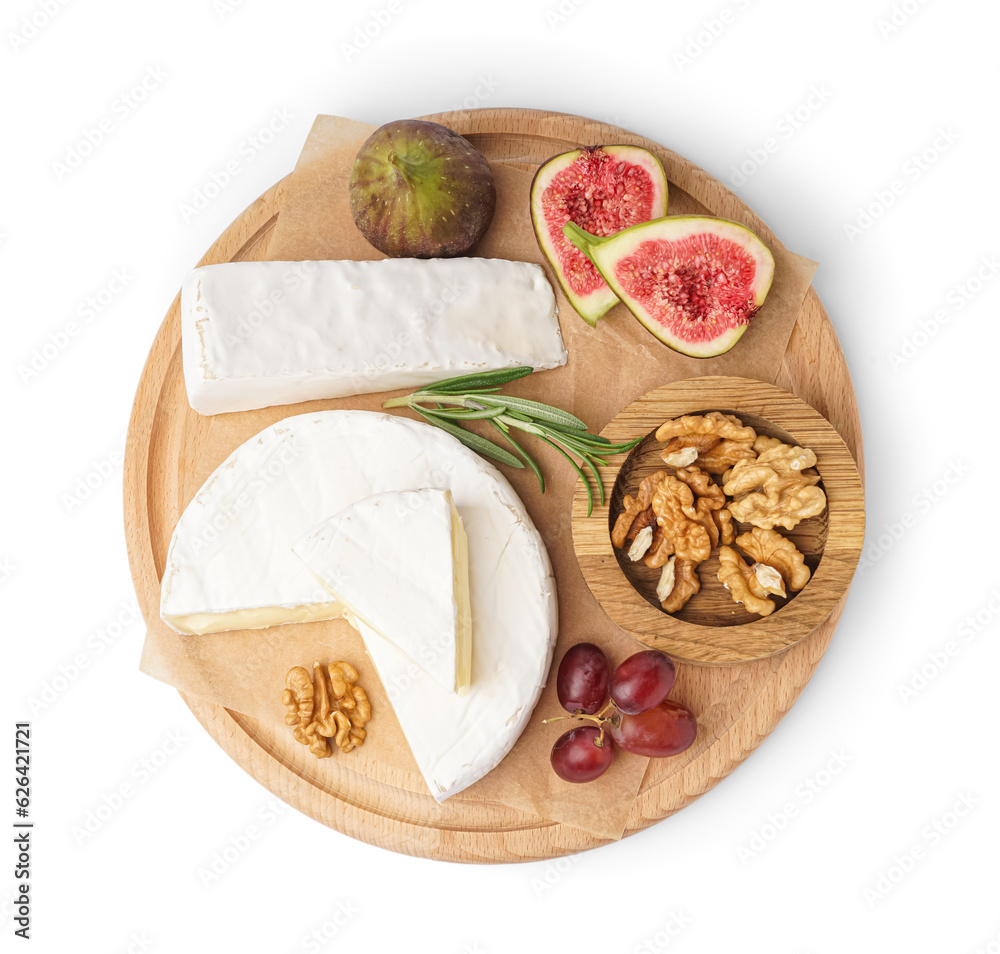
<box><xmin>572</xmin><ymin>376</ymin><xmax>865</xmax><ymax>663</ymax></box>
<box><xmin>125</xmin><ymin>109</ymin><xmax>865</xmax><ymax>862</ymax></box>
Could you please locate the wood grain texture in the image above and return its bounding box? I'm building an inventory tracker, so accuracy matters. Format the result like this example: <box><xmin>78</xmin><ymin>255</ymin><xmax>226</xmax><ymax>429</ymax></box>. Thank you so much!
<box><xmin>124</xmin><ymin>109</ymin><xmax>865</xmax><ymax>862</ymax></box>
<box><xmin>572</xmin><ymin>376</ymin><xmax>864</xmax><ymax>663</ymax></box>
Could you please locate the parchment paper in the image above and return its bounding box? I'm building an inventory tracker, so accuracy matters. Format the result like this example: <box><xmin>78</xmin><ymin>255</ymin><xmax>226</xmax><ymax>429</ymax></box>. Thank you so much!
<box><xmin>140</xmin><ymin>115</ymin><xmax>818</xmax><ymax>841</ymax></box>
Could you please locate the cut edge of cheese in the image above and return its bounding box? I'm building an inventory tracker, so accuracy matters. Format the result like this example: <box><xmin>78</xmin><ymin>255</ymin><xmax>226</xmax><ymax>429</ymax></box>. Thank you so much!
<box><xmin>293</xmin><ymin>488</ymin><xmax>472</xmax><ymax>695</ymax></box>
<box><xmin>163</xmin><ymin>600</ymin><xmax>343</xmax><ymax>637</ymax></box>
<box><xmin>450</xmin><ymin>496</ymin><xmax>473</xmax><ymax>696</ymax></box>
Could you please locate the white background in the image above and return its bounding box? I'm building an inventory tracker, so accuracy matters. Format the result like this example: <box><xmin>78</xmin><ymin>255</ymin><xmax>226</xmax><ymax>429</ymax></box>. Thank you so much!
<box><xmin>2</xmin><ymin>0</ymin><xmax>998</xmax><ymax>951</ymax></box>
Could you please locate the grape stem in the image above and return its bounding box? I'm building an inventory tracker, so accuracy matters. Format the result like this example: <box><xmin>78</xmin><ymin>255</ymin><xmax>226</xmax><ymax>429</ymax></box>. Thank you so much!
<box><xmin>542</xmin><ymin>700</ymin><xmax>621</xmax><ymax>746</ymax></box>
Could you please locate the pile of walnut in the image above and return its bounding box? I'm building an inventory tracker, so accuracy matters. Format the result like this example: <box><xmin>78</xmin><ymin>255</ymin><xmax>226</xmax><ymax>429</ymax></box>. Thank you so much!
<box><xmin>612</xmin><ymin>412</ymin><xmax>826</xmax><ymax>618</ymax></box>
<box><xmin>282</xmin><ymin>661</ymin><xmax>371</xmax><ymax>758</ymax></box>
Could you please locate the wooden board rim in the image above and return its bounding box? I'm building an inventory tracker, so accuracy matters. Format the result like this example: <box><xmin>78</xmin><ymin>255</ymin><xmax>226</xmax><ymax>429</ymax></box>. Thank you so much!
<box><xmin>124</xmin><ymin>108</ymin><xmax>865</xmax><ymax>862</ymax></box>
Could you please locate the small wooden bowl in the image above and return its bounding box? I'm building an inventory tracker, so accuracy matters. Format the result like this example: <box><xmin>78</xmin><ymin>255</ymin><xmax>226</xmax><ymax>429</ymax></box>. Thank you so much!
<box><xmin>571</xmin><ymin>376</ymin><xmax>865</xmax><ymax>664</ymax></box>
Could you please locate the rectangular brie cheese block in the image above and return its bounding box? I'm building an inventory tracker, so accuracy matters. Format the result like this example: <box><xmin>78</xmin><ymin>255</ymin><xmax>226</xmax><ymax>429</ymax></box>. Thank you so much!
<box><xmin>181</xmin><ymin>257</ymin><xmax>566</xmax><ymax>415</ymax></box>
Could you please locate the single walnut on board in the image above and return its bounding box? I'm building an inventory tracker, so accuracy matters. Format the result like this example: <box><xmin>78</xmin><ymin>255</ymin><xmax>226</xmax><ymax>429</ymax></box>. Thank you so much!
<box><xmin>282</xmin><ymin>661</ymin><xmax>371</xmax><ymax>759</ymax></box>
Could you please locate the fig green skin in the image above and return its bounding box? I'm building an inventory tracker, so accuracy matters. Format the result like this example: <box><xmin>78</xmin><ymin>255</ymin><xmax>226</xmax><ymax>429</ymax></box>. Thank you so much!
<box><xmin>349</xmin><ymin>119</ymin><xmax>496</xmax><ymax>258</ymax></box>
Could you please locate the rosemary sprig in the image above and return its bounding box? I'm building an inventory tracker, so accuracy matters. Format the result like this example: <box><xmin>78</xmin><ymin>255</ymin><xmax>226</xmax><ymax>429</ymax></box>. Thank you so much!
<box><xmin>383</xmin><ymin>367</ymin><xmax>639</xmax><ymax>515</ymax></box>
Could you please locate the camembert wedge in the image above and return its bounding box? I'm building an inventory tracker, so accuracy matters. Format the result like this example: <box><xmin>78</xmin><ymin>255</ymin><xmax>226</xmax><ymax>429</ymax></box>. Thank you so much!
<box><xmin>294</xmin><ymin>489</ymin><xmax>473</xmax><ymax>695</ymax></box>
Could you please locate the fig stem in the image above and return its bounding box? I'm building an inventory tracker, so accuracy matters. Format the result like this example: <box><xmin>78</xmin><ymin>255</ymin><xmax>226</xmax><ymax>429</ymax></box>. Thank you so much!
<box><xmin>387</xmin><ymin>149</ymin><xmax>424</xmax><ymax>188</ymax></box>
<box><xmin>562</xmin><ymin>221</ymin><xmax>605</xmax><ymax>259</ymax></box>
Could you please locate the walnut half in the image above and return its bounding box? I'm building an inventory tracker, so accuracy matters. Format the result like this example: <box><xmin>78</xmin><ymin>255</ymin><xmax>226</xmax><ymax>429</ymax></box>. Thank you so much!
<box><xmin>718</xmin><ymin>546</ymin><xmax>775</xmax><ymax>617</ymax></box>
<box><xmin>282</xmin><ymin>661</ymin><xmax>372</xmax><ymax>758</ymax></box>
<box><xmin>723</xmin><ymin>440</ymin><xmax>827</xmax><ymax>531</ymax></box>
<box><xmin>611</xmin><ymin>471</ymin><xmax>666</xmax><ymax>549</ymax></box>
<box><xmin>736</xmin><ymin>527</ymin><xmax>811</xmax><ymax>593</ymax></box>
<box><xmin>657</xmin><ymin>557</ymin><xmax>702</xmax><ymax>614</ymax></box>
<box><xmin>650</xmin><ymin>475</ymin><xmax>713</xmax><ymax>565</ymax></box>
<box><xmin>656</xmin><ymin>412</ymin><xmax>757</xmax><ymax>475</ymax></box>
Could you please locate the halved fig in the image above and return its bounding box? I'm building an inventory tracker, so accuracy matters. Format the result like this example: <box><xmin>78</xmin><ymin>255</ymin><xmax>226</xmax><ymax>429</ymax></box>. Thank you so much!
<box><xmin>530</xmin><ymin>145</ymin><xmax>667</xmax><ymax>326</ymax></box>
<box><xmin>563</xmin><ymin>216</ymin><xmax>775</xmax><ymax>357</ymax></box>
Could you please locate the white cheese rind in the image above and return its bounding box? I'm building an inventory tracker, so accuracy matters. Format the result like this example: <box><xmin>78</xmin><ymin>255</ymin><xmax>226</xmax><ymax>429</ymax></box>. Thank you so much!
<box><xmin>158</xmin><ymin>410</ymin><xmax>558</xmax><ymax>800</ymax></box>
<box><xmin>181</xmin><ymin>258</ymin><xmax>566</xmax><ymax>415</ymax></box>
<box><xmin>292</xmin><ymin>488</ymin><xmax>470</xmax><ymax>695</ymax></box>
<box><xmin>355</xmin><ymin>615</ymin><xmax>535</xmax><ymax>802</ymax></box>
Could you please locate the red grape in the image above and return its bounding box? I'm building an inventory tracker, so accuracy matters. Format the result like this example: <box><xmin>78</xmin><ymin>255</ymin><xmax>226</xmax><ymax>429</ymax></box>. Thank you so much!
<box><xmin>550</xmin><ymin>726</ymin><xmax>615</xmax><ymax>782</ymax></box>
<box><xmin>609</xmin><ymin>699</ymin><xmax>696</xmax><ymax>757</ymax></box>
<box><xmin>609</xmin><ymin>650</ymin><xmax>676</xmax><ymax>715</ymax></box>
<box><xmin>556</xmin><ymin>642</ymin><xmax>610</xmax><ymax>714</ymax></box>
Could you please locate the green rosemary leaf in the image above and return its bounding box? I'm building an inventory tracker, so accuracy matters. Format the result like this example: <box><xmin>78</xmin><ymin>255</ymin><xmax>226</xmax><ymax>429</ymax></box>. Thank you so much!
<box><xmin>428</xmin><ymin>367</ymin><xmax>534</xmax><ymax>393</ymax></box>
<box><xmin>539</xmin><ymin>436</ymin><xmax>594</xmax><ymax>516</ymax></box>
<box><xmin>597</xmin><ymin>437</ymin><xmax>643</xmax><ymax>453</ymax></box>
<box><xmin>423</xmin><ymin>405</ymin><xmax>506</xmax><ymax>421</ymax></box>
<box><xmin>387</xmin><ymin>371</ymin><xmax>636</xmax><ymax>509</ymax></box>
<box><xmin>498</xmin><ymin>416</ymin><xmax>546</xmax><ymax>438</ymax></box>
<box><xmin>542</xmin><ymin>432</ymin><xmax>607</xmax><ymax>508</ymax></box>
<box><xmin>497</xmin><ymin>407</ymin><xmax>536</xmax><ymax>424</ymax></box>
<box><xmin>476</xmin><ymin>395</ymin><xmax>589</xmax><ymax>429</ymax></box>
<box><xmin>542</xmin><ymin>431</ymin><xmax>601</xmax><ymax>459</ymax></box>
<box><xmin>489</xmin><ymin>420</ymin><xmax>545</xmax><ymax>492</ymax></box>
<box><xmin>580</xmin><ymin>452</ymin><xmax>607</xmax><ymax>507</ymax></box>
<box><xmin>413</xmin><ymin>408</ymin><xmax>523</xmax><ymax>468</ymax></box>
<box><xmin>543</xmin><ymin>420</ymin><xmax>611</xmax><ymax>443</ymax></box>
